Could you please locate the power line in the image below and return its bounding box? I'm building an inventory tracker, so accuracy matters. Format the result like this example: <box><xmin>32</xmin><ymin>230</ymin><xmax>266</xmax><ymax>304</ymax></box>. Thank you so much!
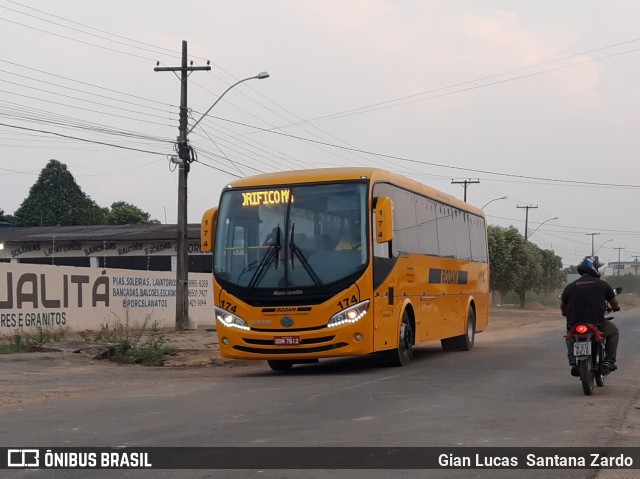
<box><xmin>5</xmin><ymin>3</ymin><xmax>640</xmax><ymax>191</ymax></box>
<box><xmin>488</xmin><ymin>214</ymin><xmax>640</xmax><ymax>239</ymax></box>
<box><xmin>264</xmin><ymin>38</ymin><xmax>640</xmax><ymax>129</ymax></box>
<box><xmin>0</xmin><ymin>122</ymin><xmax>169</xmax><ymax>156</ymax></box>
<box><xmin>210</xmin><ymin>115</ymin><xmax>640</xmax><ymax>189</ymax></box>
<box><xmin>0</xmin><ymin>4</ymin><xmax>184</xmax><ymax>60</ymax></box>
<box><xmin>192</xmin><ymin>72</ymin><xmax>407</xmax><ymax>174</ymax></box>
<box><xmin>2</xmin><ymin>3</ymin><xmax>332</xmax><ymax>175</ymax></box>
<box><xmin>0</xmin><ymin>67</ymin><xmax>177</xmax><ymax>115</ymax></box>
<box><xmin>0</xmin><ymin>99</ymin><xmax>174</xmax><ymax>143</ymax></box>
<box><xmin>0</xmin><ymin>16</ymin><xmax>159</xmax><ymax>62</ymax></box>
<box><xmin>0</xmin><ymin>77</ymin><xmax>177</xmax><ymax>122</ymax></box>
<box><xmin>189</xmin><ymin>119</ymin><xmax>312</xmax><ymax>173</ymax></box>
<box><xmin>190</xmin><ymin>78</ymin><xmax>396</xmax><ymax>172</ymax></box>
<box><xmin>0</xmin><ymin>87</ymin><xmax>176</xmax><ymax>128</ymax></box>
<box><xmin>5</xmin><ymin>0</ymin><xmax>210</xmax><ymax>62</ymax></box>
<box><xmin>76</xmin><ymin>157</ymin><xmax>166</xmax><ymax>177</ymax></box>
<box><xmin>0</xmin><ymin>59</ymin><xmax>176</xmax><ymax>107</ymax></box>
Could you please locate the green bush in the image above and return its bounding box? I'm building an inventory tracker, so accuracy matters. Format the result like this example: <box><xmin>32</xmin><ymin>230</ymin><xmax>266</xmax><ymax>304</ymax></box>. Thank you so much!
<box><xmin>0</xmin><ymin>327</ymin><xmax>66</xmax><ymax>354</ymax></box>
<box><xmin>502</xmin><ymin>291</ymin><xmax>561</xmax><ymax>308</ymax></box>
<box><xmin>95</xmin><ymin>312</ymin><xmax>175</xmax><ymax>366</ymax></box>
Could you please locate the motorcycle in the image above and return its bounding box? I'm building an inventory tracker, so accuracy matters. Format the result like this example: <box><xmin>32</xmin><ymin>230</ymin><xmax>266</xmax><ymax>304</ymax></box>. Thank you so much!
<box><xmin>564</xmin><ymin>287</ymin><xmax>622</xmax><ymax>396</ymax></box>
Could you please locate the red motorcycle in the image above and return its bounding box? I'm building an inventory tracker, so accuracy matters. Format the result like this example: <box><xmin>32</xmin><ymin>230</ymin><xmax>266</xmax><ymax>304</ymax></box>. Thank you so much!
<box><xmin>564</xmin><ymin>287</ymin><xmax>621</xmax><ymax>396</ymax></box>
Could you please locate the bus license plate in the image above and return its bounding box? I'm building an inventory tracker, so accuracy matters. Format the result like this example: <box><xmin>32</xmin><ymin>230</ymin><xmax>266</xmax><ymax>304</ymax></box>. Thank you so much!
<box><xmin>274</xmin><ymin>336</ymin><xmax>300</xmax><ymax>345</ymax></box>
<box><xmin>574</xmin><ymin>341</ymin><xmax>591</xmax><ymax>356</ymax></box>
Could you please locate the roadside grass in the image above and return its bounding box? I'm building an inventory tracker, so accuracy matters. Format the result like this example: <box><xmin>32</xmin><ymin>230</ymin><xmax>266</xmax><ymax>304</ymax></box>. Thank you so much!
<box><xmin>0</xmin><ymin>327</ymin><xmax>67</xmax><ymax>354</ymax></box>
<box><xmin>501</xmin><ymin>291</ymin><xmax>561</xmax><ymax>309</ymax></box>
<box><xmin>0</xmin><ymin>315</ymin><xmax>175</xmax><ymax>366</ymax></box>
<box><xmin>500</xmin><ymin>290</ymin><xmax>640</xmax><ymax>310</ymax></box>
<box><xmin>89</xmin><ymin>312</ymin><xmax>176</xmax><ymax>366</ymax></box>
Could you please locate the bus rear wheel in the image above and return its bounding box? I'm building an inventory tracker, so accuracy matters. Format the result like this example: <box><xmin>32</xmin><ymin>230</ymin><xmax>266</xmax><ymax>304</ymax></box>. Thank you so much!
<box><xmin>386</xmin><ymin>311</ymin><xmax>414</xmax><ymax>367</ymax></box>
<box><xmin>267</xmin><ymin>360</ymin><xmax>293</xmax><ymax>371</ymax></box>
<box><xmin>441</xmin><ymin>307</ymin><xmax>475</xmax><ymax>352</ymax></box>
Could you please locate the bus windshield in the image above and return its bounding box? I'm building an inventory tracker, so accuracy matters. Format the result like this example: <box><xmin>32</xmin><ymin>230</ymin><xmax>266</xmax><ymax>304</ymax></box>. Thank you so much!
<box><xmin>214</xmin><ymin>181</ymin><xmax>368</xmax><ymax>291</ymax></box>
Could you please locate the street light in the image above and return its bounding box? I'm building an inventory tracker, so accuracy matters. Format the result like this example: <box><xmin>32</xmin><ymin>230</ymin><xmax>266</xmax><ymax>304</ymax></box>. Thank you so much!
<box><xmin>480</xmin><ymin>196</ymin><xmax>507</xmax><ymax>209</ymax></box>
<box><xmin>594</xmin><ymin>238</ymin><xmax>613</xmax><ymax>255</ymax></box>
<box><xmin>172</xmin><ymin>68</ymin><xmax>269</xmax><ymax>331</ymax></box>
<box><xmin>527</xmin><ymin>217</ymin><xmax>558</xmax><ymax>240</ymax></box>
<box><xmin>188</xmin><ymin>72</ymin><xmax>270</xmax><ymax>134</ymax></box>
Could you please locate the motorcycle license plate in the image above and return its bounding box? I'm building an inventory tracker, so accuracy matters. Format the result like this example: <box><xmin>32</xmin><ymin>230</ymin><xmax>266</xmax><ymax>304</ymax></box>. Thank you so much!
<box><xmin>274</xmin><ymin>336</ymin><xmax>300</xmax><ymax>345</ymax></box>
<box><xmin>573</xmin><ymin>341</ymin><xmax>591</xmax><ymax>356</ymax></box>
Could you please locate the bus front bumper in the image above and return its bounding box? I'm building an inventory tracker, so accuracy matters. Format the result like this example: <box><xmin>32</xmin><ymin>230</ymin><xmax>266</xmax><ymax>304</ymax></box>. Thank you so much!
<box><xmin>216</xmin><ymin>325</ymin><xmax>374</xmax><ymax>360</ymax></box>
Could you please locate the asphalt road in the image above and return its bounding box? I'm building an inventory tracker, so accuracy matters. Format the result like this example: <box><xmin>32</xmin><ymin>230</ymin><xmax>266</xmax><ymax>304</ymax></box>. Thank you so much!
<box><xmin>1</xmin><ymin>309</ymin><xmax>639</xmax><ymax>479</ymax></box>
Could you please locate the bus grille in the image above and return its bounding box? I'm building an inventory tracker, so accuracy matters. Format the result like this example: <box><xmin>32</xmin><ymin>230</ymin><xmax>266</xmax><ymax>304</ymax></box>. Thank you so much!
<box><xmin>251</xmin><ymin>325</ymin><xmax>326</xmax><ymax>332</ymax></box>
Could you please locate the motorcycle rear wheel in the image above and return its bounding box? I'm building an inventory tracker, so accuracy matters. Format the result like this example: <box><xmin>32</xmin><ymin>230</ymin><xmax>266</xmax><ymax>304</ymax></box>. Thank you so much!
<box><xmin>595</xmin><ymin>353</ymin><xmax>605</xmax><ymax>387</ymax></box>
<box><xmin>596</xmin><ymin>340</ymin><xmax>606</xmax><ymax>387</ymax></box>
<box><xmin>580</xmin><ymin>358</ymin><xmax>595</xmax><ymax>396</ymax></box>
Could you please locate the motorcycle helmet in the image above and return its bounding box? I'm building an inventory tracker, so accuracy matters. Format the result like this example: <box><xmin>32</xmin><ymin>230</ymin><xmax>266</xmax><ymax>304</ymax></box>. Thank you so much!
<box><xmin>577</xmin><ymin>255</ymin><xmax>604</xmax><ymax>278</ymax></box>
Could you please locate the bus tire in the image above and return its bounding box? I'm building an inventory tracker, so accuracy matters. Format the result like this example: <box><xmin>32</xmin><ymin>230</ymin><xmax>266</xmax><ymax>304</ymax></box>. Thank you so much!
<box><xmin>386</xmin><ymin>311</ymin><xmax>414</xmax><ymax>367</ymax></box>
<box><xmin>441</xmin><ymin>307</ymin><xmax>475</xmax><ymax>352</ymax></box>
<box><xmin>267</xmin><ymin>360</ymin><xmax>293</xmax><ymax>371</ymax></box>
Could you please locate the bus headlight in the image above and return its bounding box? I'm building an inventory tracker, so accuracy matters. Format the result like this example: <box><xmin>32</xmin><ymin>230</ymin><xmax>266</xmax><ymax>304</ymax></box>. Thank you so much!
<box><xmin>327</xmin><ymin>300</ymin><xmax>370</xmax><ymax>328</ymax></box>
<box><xmin>215</xmin><ymin>307</ymin><xmax>250</xmax><ymax>331</ymax></box>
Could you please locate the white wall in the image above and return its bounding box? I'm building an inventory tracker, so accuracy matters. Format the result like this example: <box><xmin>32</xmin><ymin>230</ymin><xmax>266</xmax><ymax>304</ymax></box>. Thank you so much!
<box><xmin>0</xmin><ymin>263</ymin><xmax>214</xmax><ymax>333</ymax></box>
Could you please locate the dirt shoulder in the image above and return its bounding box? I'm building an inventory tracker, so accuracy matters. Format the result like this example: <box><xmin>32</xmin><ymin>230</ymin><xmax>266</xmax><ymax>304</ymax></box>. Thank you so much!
<box><xmin>0</xmin><ymin>307</ymin><xmax>564</xmax><ymax>367</ymax></box>
<box><xmin>487</xmin><ymin>305</ymin><xmax>561</xmax><ymax>331</ymax></box>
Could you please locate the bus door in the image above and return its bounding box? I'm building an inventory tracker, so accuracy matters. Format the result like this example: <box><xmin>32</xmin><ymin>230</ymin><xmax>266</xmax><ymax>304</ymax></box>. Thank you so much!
<box><xmin>371</xmin><ymin>197</ymin><xmax>399</xmax><ymax>352</ymax></box>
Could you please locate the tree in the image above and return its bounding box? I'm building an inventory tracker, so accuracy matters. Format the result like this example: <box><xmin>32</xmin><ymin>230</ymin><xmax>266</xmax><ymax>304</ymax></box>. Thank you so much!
<box><xmin>106</xmin><ymin>201</ymin><xmax>159</xmax><ymax>225</ymax></box>
<box><xmin>538</xmin><ymin>249</ymin><xmax>565</xmax><ymax>294</ymax></box>
<box><xmin>488</xmin><ymin>225</ymin><xmax>565</xmax><ymax>308</ymax></box>
<box><xmin>13</xmin><ymin>159</ymin><xmax>107</xmax><ymax>226</ymax></box>
<box><xmin>511</xmin><ymin>241</ymin><xmax>543</xmax><ymax>308</ymax></box>
<box><xmin>488</xmin><ymin>225</ymin><xmax>525</xmax><ymax>296</ymax></box>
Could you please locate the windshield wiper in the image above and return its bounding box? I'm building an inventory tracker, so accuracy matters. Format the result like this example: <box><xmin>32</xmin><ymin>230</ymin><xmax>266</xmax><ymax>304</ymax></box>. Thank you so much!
<box><xmin>289</xmin><ymin>223</ymin><xmax>322</xmax><ymax>286</ymax></box>
<box><xmin>247</xmin><ymin>226</ymin><xmax>281</xmax><ymax>289</ymax></box>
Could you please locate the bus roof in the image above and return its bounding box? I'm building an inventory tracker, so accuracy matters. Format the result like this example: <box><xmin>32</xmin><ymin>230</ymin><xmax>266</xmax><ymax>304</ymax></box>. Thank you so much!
<box><xmin>224</xmin><ymin>167</ymin><xmax>485</xmax><ymax>217</ymax></box>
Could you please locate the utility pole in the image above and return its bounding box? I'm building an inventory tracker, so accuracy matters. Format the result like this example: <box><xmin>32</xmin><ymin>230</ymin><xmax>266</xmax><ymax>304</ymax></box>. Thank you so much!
<box><xmin>155</xmin><ymin>41</ymin><xmax>211</xmax><ymax>331</ymax></box>
<box><xmin>614</xmin><ymin>247</ymin><xmax>625</xmax><ymax>276</ymax></box>
<box><xmin>585</xmin><ymin>232</ymin><xmax>601</xmax><ymax>256</ymax></box>
<box><xmin>633</xmin><ymin>256</ymin><xmax>640</xmax><ymax>276</ymax></box>
<box><xmin>516</xmin><ymin>204</ymin><xmax>538</xmax><ymax>242</ymax></box>
<box><xmin>451</xmin><ymin>178</ymin><xmax>479</xmax><ymax>202</ymax></box>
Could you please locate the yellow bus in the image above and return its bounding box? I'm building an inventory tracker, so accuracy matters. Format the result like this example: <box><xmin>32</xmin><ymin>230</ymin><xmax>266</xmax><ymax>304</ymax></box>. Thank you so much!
<box><xmin>201</xmin><ymin>168</ymin><xmax>489</xmax><ymax>370</ymax></box>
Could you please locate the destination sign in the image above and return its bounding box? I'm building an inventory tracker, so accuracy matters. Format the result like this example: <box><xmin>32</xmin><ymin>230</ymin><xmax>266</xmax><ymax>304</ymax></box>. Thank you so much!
<box><xmin>242</xmin><ymin>190</ymin><xmax>294</xmax><ymax>207</ymax></box>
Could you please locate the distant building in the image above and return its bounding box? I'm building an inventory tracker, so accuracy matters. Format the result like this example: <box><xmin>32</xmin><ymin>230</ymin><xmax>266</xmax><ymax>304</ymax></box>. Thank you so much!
<box><xmin>607</xmin><ymin>261</ymin><xmax>640</xmax><ymax>277</ymax></box>
<box><xmin>0</xmin><ymin>224</ymin><xmax>211</xmax><ymax>272</ymax></box>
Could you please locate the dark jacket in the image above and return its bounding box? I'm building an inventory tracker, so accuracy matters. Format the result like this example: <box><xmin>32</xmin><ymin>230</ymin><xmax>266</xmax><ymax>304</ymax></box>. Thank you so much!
<box><xmin>560</xmin><ymin>274</ymin><xmax>615</xmax><ymax>327</ymax></box>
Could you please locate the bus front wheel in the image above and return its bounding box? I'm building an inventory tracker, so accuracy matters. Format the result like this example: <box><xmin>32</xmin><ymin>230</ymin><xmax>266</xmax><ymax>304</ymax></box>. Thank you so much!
<box><xmin>267</xmin><ymin>360</ymin><xmax>293</xmax><ymax>371</ymax></box>
<box><xmin>386</xmin><ymin>311</ymin><xmax>414</xmax><ymax>367</ymax></box>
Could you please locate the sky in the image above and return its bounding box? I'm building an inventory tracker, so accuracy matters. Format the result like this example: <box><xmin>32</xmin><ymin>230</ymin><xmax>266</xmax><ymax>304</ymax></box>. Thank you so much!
<box><xmin>1</xmin><ymin>0</ymin><xmax>640</xmax><ymax>271</ymax></box>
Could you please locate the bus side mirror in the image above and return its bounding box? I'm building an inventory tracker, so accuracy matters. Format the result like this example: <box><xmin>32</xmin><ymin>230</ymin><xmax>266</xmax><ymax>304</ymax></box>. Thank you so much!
<box><xmin>375</xmin><ymin>196</ymin><xmax>394</xmax><ymax>243</ymax></box>
<box><xmin>201</xmin><ymin>207</ymin><xmax>218</xmax><ymax>252</ymax></box>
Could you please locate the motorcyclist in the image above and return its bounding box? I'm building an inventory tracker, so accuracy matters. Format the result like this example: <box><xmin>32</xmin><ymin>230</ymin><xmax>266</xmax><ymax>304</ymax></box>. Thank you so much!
<box><xmin>560</xmin><ymin>256</ymin><xmax>620</xmax><ymax>377</ymax></box>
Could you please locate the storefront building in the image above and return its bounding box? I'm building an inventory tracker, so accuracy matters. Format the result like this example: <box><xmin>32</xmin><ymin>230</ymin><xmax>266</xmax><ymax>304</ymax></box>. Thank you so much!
<box><xmin>0</xmin><ymin>224</ymin><xmax>211</xmax><ymax>273</ymax></box>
